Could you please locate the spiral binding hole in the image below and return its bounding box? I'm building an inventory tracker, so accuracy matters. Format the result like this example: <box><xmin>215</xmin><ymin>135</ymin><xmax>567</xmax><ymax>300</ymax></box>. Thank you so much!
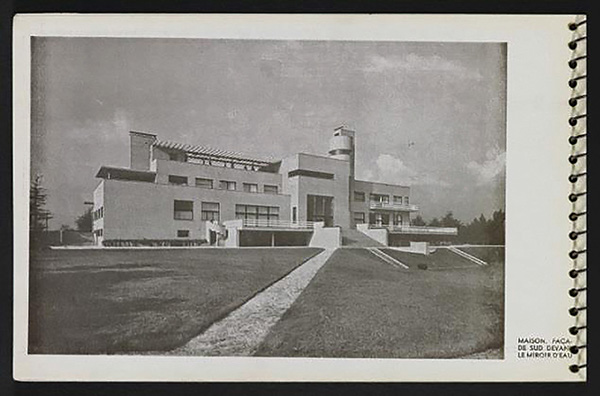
<box><xmin>569</xmin><ymin>268</ymin><xmax>586</xmax><ymax>279</ymax></box>
<box><xmin>569</xmin><ymin>134</ymin><xmax>586</xmax><ymax>145</ymax></box>
<box><xmin>569</xmin><ymin>286</ymin><xmax>587</xmax><ymax>297</ymax></box>
<box><xmin>569</xmin><ymin>230</ymin><xmax>586</xmax><ymax>240</ymax></box>
<box><xmin>568</xmin><ymin>192</ymin><xmax>586</xmax><ymax>202</ymax></box>
<box><xmin>569</xmin><ymin>211</ymin><xmax>586</xmax><ymax>221</ymax></box>
<box><xmin>570</xmin><ymin>344</ymin><xmax>586</xmax><ymax>354</ymax></box>
<box><xmin>569</xmin><ymin>94</ymin><xmax>586</xmax><ymax>106</ymax></box>
<box><xmin>568</xmin><ymin>153</ymin><xmax>586</xmax><ymax>164</ymax></box>
<box><xmin>569</xmin><ymin>249</ymin><xmax>586</xmax><ymax>259</ymax></box>
<box><xmin>569</xmin><ymin>56</ymin><xmax>587</xmax><ymax>69</ymax></box>
<box><xmin>569</xmin><ymin>325</ymin><xmax>586</xmax><ymax>335</ymax></box>
<box><xmin>569</xmin><ymin>364</ymin><xmax>586</xmax><ymax>373</ymax></box>
<box><xmin>569</xmin><ymin>306</ymin><xmax>586</xmax><ymax>316</ymax></box>
<box><xmin>568</xmin><ymin>20</ymin><xmax>587</xmax><ymax>30</ymax></box>
<box><xmin>569</xmin><ymin>114</ymin><xmax>587</xmax><ymax>126</ymax></box>
<box><xmin>568</xmin><ymin>36</ymin><xmax>586</xmax><ymax>50</ymax></box>
<box><xmin>569</xmin><ymin>172</ymin><xmax>586</xmax><ymax>183</ymax></box>
<box><xmin>568</xmin><ymin>75</ymin><xmax>587</xmax><ymax>88</ymax></box>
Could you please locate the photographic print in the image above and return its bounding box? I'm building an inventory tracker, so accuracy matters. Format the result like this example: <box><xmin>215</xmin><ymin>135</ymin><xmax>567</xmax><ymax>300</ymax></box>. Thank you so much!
<box><xmin>27</xmin><ymin>36</ymin><xmax>506</xmax><ymax>359</ymax></box>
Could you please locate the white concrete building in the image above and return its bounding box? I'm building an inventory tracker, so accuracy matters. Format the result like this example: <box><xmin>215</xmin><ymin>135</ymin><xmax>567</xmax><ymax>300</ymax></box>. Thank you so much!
<box><xmin>92</xmin><ymin>127</ymin><xmax>457</xmax><ymax>247</ymax></box>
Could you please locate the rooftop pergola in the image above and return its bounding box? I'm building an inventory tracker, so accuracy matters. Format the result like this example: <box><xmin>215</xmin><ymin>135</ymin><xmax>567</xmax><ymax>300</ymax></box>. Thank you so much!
<box><xmin>153</xmin><ymin>140</ymin><xmax>275</xmax><ymax>171</ymax></box>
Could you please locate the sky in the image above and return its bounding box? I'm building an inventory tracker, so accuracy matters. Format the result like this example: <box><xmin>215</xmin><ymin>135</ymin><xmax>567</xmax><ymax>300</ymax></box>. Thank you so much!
<box><xmin>30</xmin><ymin>37</ymin><xmax>506</xmax><ymax>229</ymax></box>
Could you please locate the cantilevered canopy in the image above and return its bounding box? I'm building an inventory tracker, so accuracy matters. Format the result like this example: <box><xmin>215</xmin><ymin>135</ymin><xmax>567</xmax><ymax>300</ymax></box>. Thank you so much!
<box><xmin>95</xmin><ymin>166</ymin><xmax>156</xmax><ymax>182</ymax></box>
<box><xmin>153</xmin><ymin>140</ymin><xmax>275</xmax><ymax>168</ymax></box>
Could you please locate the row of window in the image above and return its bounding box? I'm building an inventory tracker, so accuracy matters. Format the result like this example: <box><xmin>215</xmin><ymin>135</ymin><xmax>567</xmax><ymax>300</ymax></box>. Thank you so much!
<box><xmin>92</xmin><ymin>206</ymin><xmax>104</xmax><ymax>221</ymax></box>
<box><xmin>168</xmin><ymin>175</ymin><xmax>279</xmax><ymax>194</ymax></box>
<box><xmin>353</xmin><ymin>192</ymin><xmax>409</xmax><ymax>205</ymax></box>
<box><xmin>93</xmin><ymin>228</ymin><xmax>104</xmax><ymax>237</ymax></box>
<box><xmin>174</xmin><ymin>200</ymin><xmax>280</xmax><ymax>222</ymax></box>
<box><xmin>353</xmin><ymin>212</ymin><xmax>405</xmax><ymax>225</ymax></box>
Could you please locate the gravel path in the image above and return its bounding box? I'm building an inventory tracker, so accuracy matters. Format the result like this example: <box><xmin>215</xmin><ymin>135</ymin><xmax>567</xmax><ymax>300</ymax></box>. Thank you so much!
<box><xmin>169</xmin><ymin>249</ymin><xmax>335</xmax><ymax>356</ymax></box>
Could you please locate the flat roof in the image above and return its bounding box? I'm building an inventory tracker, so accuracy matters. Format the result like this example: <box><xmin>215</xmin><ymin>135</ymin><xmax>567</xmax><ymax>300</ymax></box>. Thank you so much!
<box><xmin>95</xmin><ymin>166</ymin><xmax>157</xmax><ymax>182</ymax></box>
<box><xmin>354</xmin><ymin>179</ymin><xmax>410</xmax><ymax>189</ymax></box>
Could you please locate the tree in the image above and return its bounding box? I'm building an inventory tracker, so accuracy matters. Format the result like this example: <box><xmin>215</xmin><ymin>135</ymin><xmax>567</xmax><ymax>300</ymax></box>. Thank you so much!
<box><xmin>440</xmin><ymin>211</ymin><xmax>462</xmax><ymax>228</ymax></box>
<box><xmin>75</xmin><ymin>208</ymin><xmax>93</xmax><ymax>232</ymax></box>
<box><xmin>428</xmin><ymin>217</ymin><xmax>441</xmax><ymax>227</ymax></box>
<box><xmin>411</xmin><ymin>215</ymin><xmax>426</xmax><ymax>226</ymax></box>
<box><xmin>457</xmin><ymin>210</ymin><xmax>505</xmax><ymax>245</ymax></box>
<box><xmin>30</xmin><ymin>175</ymin><xmax>52</xmax><ymax>249</ymax></box>
<box><xmin>486</xmin><ymin>209</ymin><xmax>505</xmax><ymax>245</ymax></box>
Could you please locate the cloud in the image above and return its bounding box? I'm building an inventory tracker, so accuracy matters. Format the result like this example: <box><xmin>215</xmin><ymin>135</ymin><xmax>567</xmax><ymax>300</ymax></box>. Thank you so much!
<box><xmin>363</xmin><ymin>53</ymin><xmax>482</xmax><ymax>80</ymax></box>
<box><xmin>467</xmin><ymin>148</ymin><xmax>506</xmax><ymax>185</ymax></box>
<box><xmin>365</xmin><ymin>154</ymin><xmax>449</xmax><ymax>187</ymax></box>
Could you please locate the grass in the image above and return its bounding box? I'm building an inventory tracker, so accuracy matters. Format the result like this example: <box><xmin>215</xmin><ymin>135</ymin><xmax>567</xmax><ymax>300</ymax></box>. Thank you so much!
<box><xmin>28</xmin><ymin>248</ymin><xmax>321</xmax><ymax>354</ymax></box>
<box><xmin>381</xmin><ymin>248</ymin><xmax>481</xmax><ymax>270</ymax></box>
<box><xmin>456</xmin><ymin>246</ymin><xmax>505</xmax><ymax>264</ymax></box>
<box><xmin>256</xmin><ymin>247</ymin><xmax>504</xmax><ymax>359</ymax></box>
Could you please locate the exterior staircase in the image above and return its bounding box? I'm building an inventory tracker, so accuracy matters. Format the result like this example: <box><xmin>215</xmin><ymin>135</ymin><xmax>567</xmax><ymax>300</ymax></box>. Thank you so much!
<box><xmin>341</xmin><ymin>228</ymin><xmax>387</xmax><ymax>247</ymax></box>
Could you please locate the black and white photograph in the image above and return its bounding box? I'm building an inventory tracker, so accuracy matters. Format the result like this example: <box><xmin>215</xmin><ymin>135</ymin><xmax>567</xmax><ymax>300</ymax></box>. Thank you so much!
<box><xmin>26</xmin><ymin>35</ymin><xmax>507</xmax><ymax>360</ymax></box>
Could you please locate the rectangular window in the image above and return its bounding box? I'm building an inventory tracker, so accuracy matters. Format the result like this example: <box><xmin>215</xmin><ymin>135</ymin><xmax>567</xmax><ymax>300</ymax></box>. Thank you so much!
<box><xmin>354</xmin><ymin>212</ymin><xmax>365</xmax><ymax>224</ymax></box>
<box><xmin>174</xmin><ymin>200</ymin><xmax>193</xmax><ymax>220</ymax></box>
<box><xmin>370</xmin><ymin>193</ymin><xmax>389</xmax><ymax>204</ymax></box>
<box><xmin>243</xmin><ymin>183</ymin><xmax>258</xmax><ymax>193</ymax></box>
<box><xmin>394</xmin><ymin>195</ymin><xmax>403</xmax><ymax>204</ymax></box>
<box><xmin>292</xmin><ymin>206</ymin><xmax>297</xmax><ymax>222</ymax></box>
<box><xmin>405</xmin><ymin>196</ymin><xmax>409</xmax><ymax>205</ymax></box>
<box><xmin>307</xmin><ymin>194</ymin><xmax>334</xmax><ymax>227</ymax></box>
<box><xmin>177</xmin><ymin>230</ymin><xmax>190</xmax><ymax>238</ymax></box>
<box><xmin>354</xmin><ymin>191</ymin><xmax>365</xmax><ymax>202</ymax></box>
<box><xmin>264</xmin><ymin>184</ymin><xmax>278</xmax><ymax>194</ymax></box>
<box><xmin>168</xmin><ymin>175</ymin><xmax>188</xmax><ymax>185</ymax></box>
<box><xmin>201</xmin><ymin>202</ymin><xmax>220</xmax><ymax>222</ymax></box>
<box><xmin>195</xmin><ymin>177</ymin><xmax>213</xmax><ymax>189</ymax></box>
<box><xmin>235</xmin><ymin>204</ymin><xmax>280</xmax><ymax>222</ymax></box>
<box><xmin>394</xmin><ymin>213</ymin><xmax>403</xmax><ymax>226</ymax></box>
<box><xmin>219</xmin><ymin>180</ymin><xmax>236</xmax><ymax>191</ymax></box>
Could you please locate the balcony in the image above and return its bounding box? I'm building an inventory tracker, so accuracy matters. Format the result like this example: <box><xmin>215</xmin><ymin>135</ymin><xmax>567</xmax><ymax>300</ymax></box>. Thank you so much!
<box><xmin>369</xmin><ymin>224</ymin><xmax>458</xmax><ymax>235</ymax></box>
<box><xmin>369</xmin><ymin>201</ymin><xmax>419</xmax><ymax>212</ymax></box>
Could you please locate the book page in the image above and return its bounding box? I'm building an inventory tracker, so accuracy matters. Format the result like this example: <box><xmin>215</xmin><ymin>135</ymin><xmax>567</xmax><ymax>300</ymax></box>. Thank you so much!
<box><xmin>13</xmin><ymin>14</ymin><xmax>583</xmax><ymax>382</ymax></box>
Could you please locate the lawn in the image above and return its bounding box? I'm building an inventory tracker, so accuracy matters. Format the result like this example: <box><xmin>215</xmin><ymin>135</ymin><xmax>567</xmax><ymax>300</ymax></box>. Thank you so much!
<box><xmin>456</xmin><ymin>246</ymin><xmax>505</xmax><ymax>264</ymax></box>
<box><xmin>256</xmin><ymin>247</ymin><xmax>504</xmax><ymax>358</ymax></box>
<box><xmin>28</xmin><ymin>248</ymin><xmax>321</xmax><ymax>354</ymax></box>
<box><xmin>381</xmin><ymin>248</ymin><xmax>481</xmax><ymax>270</ymax></box>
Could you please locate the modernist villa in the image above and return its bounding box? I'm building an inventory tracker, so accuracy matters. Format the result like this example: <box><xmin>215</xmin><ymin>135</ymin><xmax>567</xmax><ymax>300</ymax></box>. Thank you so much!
<box><xmin>92</xmin><ymin>127</ymin><xmax>457</xmax><ymax>247</ymax></box>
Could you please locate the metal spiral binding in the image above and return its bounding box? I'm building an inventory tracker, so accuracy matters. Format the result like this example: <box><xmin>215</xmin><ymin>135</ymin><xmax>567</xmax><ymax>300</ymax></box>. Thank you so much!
<box><xmin>567</xmin><ymin>15</ymin><xmax>587</xmax><ymax>376</ymax></box>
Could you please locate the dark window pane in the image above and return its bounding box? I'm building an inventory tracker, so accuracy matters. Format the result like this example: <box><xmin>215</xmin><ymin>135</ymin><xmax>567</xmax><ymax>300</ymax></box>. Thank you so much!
<box><xmin>169</xmin><ymin>175</ymin><xmax>188</xmax><ymax>185</ymax></box>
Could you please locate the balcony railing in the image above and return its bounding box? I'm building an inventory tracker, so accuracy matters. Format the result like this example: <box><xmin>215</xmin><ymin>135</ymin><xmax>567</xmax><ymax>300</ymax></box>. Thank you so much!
<box><xmin>224</xmin><ymin>219</ymin><xmax>316</xmax><ymax>229</ymax></box>
<box><xmin>369</xmin><ymin>201</ymin><xmax>419</xmax><ymax>212</ymax></box>
<box><xmin>369</xmin><ymin>224</ymin><xmax>458</xmax><ymax>235</ymax></box>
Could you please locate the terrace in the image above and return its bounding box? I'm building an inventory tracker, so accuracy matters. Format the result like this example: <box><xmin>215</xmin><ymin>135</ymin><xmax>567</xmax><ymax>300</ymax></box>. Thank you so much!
<box><xmin>369</xmin><ymin>200</ymin><xmax>419</xmax><ymax>212</ymax></box>
<box><xmin>369</xmin><ymin>224</ymin><xmax>458</xmax><ymax>236</ymax></box>
<box><xmin>224</xmin><ymin>219</ymin><xmax>316</xmax><ymax>231</ymax></box>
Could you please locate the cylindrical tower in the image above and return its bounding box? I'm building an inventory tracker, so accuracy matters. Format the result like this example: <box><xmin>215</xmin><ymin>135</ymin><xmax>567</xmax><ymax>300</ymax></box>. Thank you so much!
<box><xmin>329</xmin><ymin>126</ymin><xmax>356</xmax><ymax>178</ymax></box>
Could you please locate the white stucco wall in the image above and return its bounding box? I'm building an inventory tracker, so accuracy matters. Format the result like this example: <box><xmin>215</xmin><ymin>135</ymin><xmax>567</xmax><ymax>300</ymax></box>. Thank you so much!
<box><xmin>153</xmin><ymin>159</ymin><xmax>283</xmax><ymax>193</ymax></box>
<box><xmin>351</xmin><ymin>179</ymin><xmax>412</xmax><ymax>227</ymax></box>
<box><xmin>102</xmin><ymin>179</ymin><xmax>290</xmax><ymax>241</ymax></box>
<box><xmin>280</xmin><ymin>153</ymin><xmax>351</xmax><ymax>228</ymax></box>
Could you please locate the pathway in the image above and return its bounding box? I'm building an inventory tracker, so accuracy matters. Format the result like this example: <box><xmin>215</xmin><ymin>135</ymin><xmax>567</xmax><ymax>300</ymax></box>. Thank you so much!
<box><xmin>169</xmin><ymin>248</ymin><xmax>336</xmax><ymax>356</ymax></box>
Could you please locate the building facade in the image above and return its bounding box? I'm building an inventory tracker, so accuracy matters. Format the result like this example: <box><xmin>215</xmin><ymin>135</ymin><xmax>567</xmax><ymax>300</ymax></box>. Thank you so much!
<box><xmin>92</xmin><ymin>127</ymin><xmax>456</xmax><ymax>246</ymax></box>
